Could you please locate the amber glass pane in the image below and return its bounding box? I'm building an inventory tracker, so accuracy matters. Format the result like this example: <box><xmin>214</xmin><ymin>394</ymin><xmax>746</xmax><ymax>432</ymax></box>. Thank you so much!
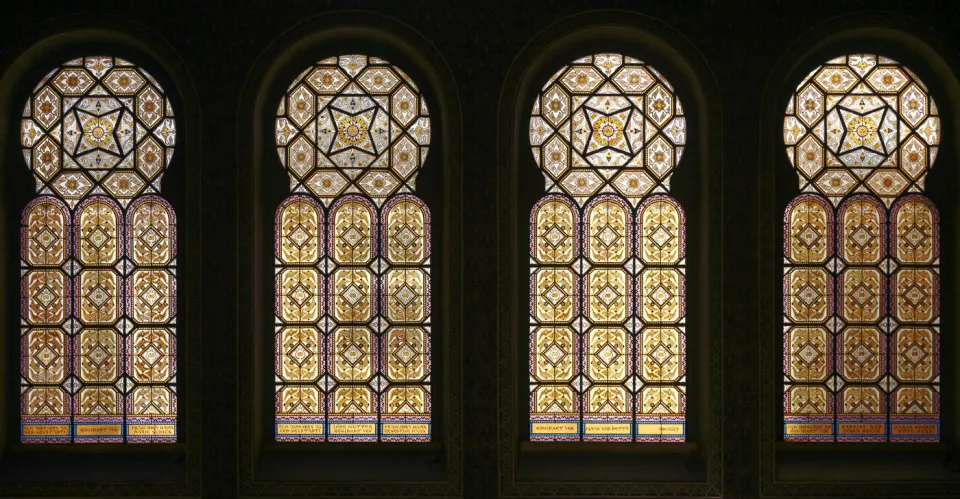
<box><xmin>274</xmin><ymin>55</ymin><xmax>433</xmax><ymax>442</ymax></box>
<box><xmin>528</xmin><ymin>54</ymin><xmax>687</xmax><ymax>442</ymax></box>
<box><xmin>19</xmin><ymin>56</ymin><xmax>178</xmax><ymax>443</ymax></box>
<box><xmin>782</xmin><ymin>54</ymin><xmax>940</xmax><ymax>442</ymax></box>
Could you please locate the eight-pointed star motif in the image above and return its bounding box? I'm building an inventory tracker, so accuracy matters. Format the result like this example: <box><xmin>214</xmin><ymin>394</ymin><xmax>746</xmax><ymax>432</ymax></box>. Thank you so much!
<box><xmin>331</xmin><ymin>108</ymin><xmax>376</xmax><ymax>155</ymax></box>
<box><xmin>837</xmin><ymin>108</ymin><xmax>885</xmax><ymax>154</ymax></box>
<box><xmin>76</xmin><ymin>108</ymin><xmax>122</xmax><ymax>156</ymax></box>
<box><xmin>585</xmin><ymin>108</ymin><xmax>632</xmax><ymax>157</ymax></box>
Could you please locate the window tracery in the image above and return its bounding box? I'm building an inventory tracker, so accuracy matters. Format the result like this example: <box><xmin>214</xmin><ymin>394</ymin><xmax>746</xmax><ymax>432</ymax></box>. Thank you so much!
<box><xmin>782</xmin><ymin>54</ymin><xmax>941</xmax><ymax>442</ymax></box>
<box><xmin>274</xmin><ymin>55</ymin><xmax>432</xmax><ymax>442</ymax></box>
<box><xmin>528</xmin><ymin>54</ymin><xmax>687</xmax><ymax>441</ymax></box>
<box><xmin>19</xmin><ymin>56</ymin><xmax>178</xmax><ymax>443</ymax></box>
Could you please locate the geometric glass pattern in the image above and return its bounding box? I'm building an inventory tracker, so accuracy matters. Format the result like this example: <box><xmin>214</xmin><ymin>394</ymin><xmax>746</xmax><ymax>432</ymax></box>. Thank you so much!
<box><xmin>529</xmin><ymin>54</ymin><xmax>686</xmax><ymax>441</ymax></box>
<box><xmin>783</xmin><ymin>54</ymin><xmax>940</xmax><ymax>442</ymax></box>
<box><xmin>19</xmin><ymin>56</ymin><xmax>178</xmax><ymax>443</ymax></box>
<box><xmin>274</xmin><ymin>55</ymin><xmax>431</xmax><ymax>442</ymax></box>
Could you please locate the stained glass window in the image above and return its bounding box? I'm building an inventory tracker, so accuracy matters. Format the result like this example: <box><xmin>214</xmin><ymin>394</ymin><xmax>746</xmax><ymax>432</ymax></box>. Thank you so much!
<box><xmin>528</xmin><ymin>54</ymin><xmax>687</xmax><ymax>442</ymax></box>
<box><xmin>18</xmin><ymin>56</ymin><xmax>178</xmax><ymax>443</ymax></box>
<box><xmin>274</xmin><ymin>55</ymin><xmax>431</xmax><ymax>442</ymax></box>
<box><xmin>782</xmin><ymin>54</ymin><xmax>941</xmax><ymax>442</ymax></box>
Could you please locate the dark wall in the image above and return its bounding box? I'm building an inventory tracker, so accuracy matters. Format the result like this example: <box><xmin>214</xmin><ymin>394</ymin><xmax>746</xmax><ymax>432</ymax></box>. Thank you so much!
<box><xmin>1</xmin><ymin>1</ymin><xmax>959</xmax><ymax>497</ymax></box>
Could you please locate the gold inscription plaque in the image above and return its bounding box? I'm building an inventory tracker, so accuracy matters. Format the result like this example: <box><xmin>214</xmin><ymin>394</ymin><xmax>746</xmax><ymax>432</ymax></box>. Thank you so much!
<box><xmin>784</xmin><ymin>423</ymin><xmax>833</xmax><ymax>435</ymax></box>
<box><xmin>128</xmin><ymin>424</ymin><xmax>177</xmax><ymax>436</ymax></box>
<box><xmin>22</xmin><ymin>424</ymin><xmax>70</xmax><ymax>436</ymax></box>
<box><xmin>636</xmin><ymin>423</ymin><xmax>684</xmax><ymax>435</ymax></box>
<box><xmin>75</xmin><ymin>424</ymin><xmax>122</xmax><ymax>436</ymax></box>
<box><xmin>838</xmin><ymin>423</ymin><xmax>885</xmax><ymax>434</ymax></box>
<box><xmin>530</xmin><ymin>422</ymin><xmax>579</xmax><ymax>434</ymax></box>
<box><xmin>382</xmin><ymin>423</ymin><xmax>430</xmax><ymax>435</ymax></box>
<box><xmin>276</xmin><ymin>423</ymin><xmax>325</xmax><ymax>435</ymax></box>
<box><xmin>891</xmin><ymin>423</ymin><xmax>938</xmax><ymax>435</ymax></box>
<box><xmin>583</xmin><ymin>423</ymin><xmax>631</xmax><ymax>434</ymax></box>
<box><xmin>329</xmin><ymin>423</ymin><xmax>377</xmax><ymax>435</ymax></box>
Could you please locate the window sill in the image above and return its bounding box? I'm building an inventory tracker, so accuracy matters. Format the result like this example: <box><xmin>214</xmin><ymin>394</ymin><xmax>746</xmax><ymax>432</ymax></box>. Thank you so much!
<box><xmin>0</xmin><ymin>443</ymin><xmax>187</xmax><ymax>482</ymax></box>
<box><xmin>517</xmin><ymin>441</ymin><xmax>705</xmax><ymax>482</ymax></box>
<box><xmin>775</xmin><ymin>441</ymin><xmax>960</xmax><ymax>481</ymax></box>
<box><xmin>520</xmin><ymin>441</ymin><xmax>698</xmax><ymax>454</ymax></box>
<box><xmin>254</xmin><ymin>442</ymin><xmax>445</xmax><ymax>482</ymax></box>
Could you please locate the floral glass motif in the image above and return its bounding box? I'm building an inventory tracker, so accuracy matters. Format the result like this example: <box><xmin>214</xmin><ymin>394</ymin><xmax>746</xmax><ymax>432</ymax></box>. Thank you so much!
<box><xmin>274</xmin><ymin>55</ymin><xmax>432</xmax><ymax>442</ymax></box>
<box><xmin>529</xmin><ymin>54</ymin><xmax>687</xmax><ymax>442</ymax></box>
<box><xmin>782</xmin><ymin>54</ymin><xmax>941</xmax><ymax>442</ymax></box>
<box><xmin>19</xmin><ymin>56</ymin><xmax>178</xmax><ymax>443</ymax></box>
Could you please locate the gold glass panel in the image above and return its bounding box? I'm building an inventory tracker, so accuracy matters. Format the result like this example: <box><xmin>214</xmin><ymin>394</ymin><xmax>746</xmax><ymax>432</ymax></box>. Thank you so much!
<box><xmin>23</xmin><ymin>270</ymin><xmax>68</xmax><ymax>325</ymax></box>
<box><xmin>839</xmin><ymin>198</ymin><xmax>884</xmax><ymax>265</ymax></box>
<box><xmin>130</xmin><ymin>270</ymin><xmax>174</xmax><ymax>324</ymax></box>
<box><xmin>24</xmin><ymin>328</ymin><xmax>68</xmax><ymax>384</ymax></box>
<box><xmin>785</xmin><ymin>268</ymin><xmax>831</xmax><ymax>323</ymax></box>
<box><xmin>385</xmin><ymin>327</ymin><xmax>427</xmax><ymax>382</ymax></box>
<box><xmin>277</xmin><ymin>326</ymin><xmax>322</xmax><ymax>382</ymax></box>
<box><xmin>331</xmin><ymin>327</ymin><xmax>374</xmax><ymax>382</ymax></box>
<box><xmin>586</xmin><ymin>268</ymin><xmax>629</xmax><ymax>323</ymax></box>
<box><xmin>278</xmin><ymin>268</ymin><xmax>321</xmax><ymax>323</ymax></box>
<box><xmin>639</xmin><ymin>269</ymin><xmax>682</xmax><ymax>323</ymax></box>
<box><xmin>129</xmin><ymin>328</ymin><xmax>174</xmax><ymax>383</ymax></box>
<box><xmin>77</xmin><ymin>270</ymin><xmax>120</xmax><ymax>325</ymax></box>
<box><xmin>385</xmin><ymin>268</ymin><xmax>426</xmax><ymax>323</ymax></box>
<box><xmin>278</xmin><ymin>198</ymin><xmax>322</xmax><ymax>265</ymax></box>
<box><xmin>77</xmin><ymin>198</ymin><xmax>120</xmax><ymax>266</ymax></box>
<box><xmin>586</xmin><ymin>199</ymin><xmax>629</xmax><ymax>264</ymax></box>
<box><xmin>532</xmin><ymin>326</ymin><xmax>576</xmax><ymax>382</ymax></box>
<box><xmin>331</xmin><ymin>199</ymin><xmax>373</xmax><ymax>265</ymax></box>
<box><xmin>639</xmin><ymin>199</ymin><xmax>683</xmax><ymax>265</ymax></box>
<box><xmin>786</xmin><ymin>196</ymin><xmax>831</xmax><ymax>264</ymax></box>
<box><xmin>385</xmin><ymin>199</ymin><xmax>427</xmax><ymax>264</ymax></box>
<box><xmin>78</xmin><ymin>329</ymin><xmax>120</xmax><ymax>383</ymax></box>
<box><xmin>533</xmin><ymin>268</ymin><xmax>577</xmax><ymax>323</ymax></box>
<box><xmin>129</xmin><ymin>198</ymin><xmax>175</xmax><ymax>266</ymax></box>
<box><xmin>23</xmin><ymin>198</ymin><xmax>69</xmax><ymax>266</ymax></box>
<box><xmin>640</xmin><ymin>327</ymin><xmax>683</xmax><ymax>383</ymax></box>
<box><xmin>332</xmin><ymin>268</ymin><xmax>374</xmax><ymax>322</ymax></box>
<box><xmin>533</xmin><ymin>198</ymin><xmax>576</xmax><ymax>264</ymax></box>
<box><xmin>586</xmin><ymin>327</ymin><xmax>629</xmax><ymax>382</ymax></box>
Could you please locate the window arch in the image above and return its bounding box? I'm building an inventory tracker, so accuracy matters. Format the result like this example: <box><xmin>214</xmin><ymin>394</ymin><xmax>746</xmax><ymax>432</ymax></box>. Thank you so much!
<box><xmin>781</xmin><ymin>54</ymin><xmax>941</xmax><ymax>442</ymax></box>
<box><xmin>528</xmin><ymin>54</ymin><xmax>687</xmax><ymax>442</ymax></box>
<box><xmin>273</xmin><ymin>55</ymin><xmax>432</xmax><ymax>442</ymax></box>
<box><xmin>18</xmin><ymin>56</ymin><xmax>179</xmax><ymax>443</ymax></box>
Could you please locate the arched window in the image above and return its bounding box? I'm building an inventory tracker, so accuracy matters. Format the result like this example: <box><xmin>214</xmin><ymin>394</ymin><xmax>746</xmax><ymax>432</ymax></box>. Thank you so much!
<box><xmin>19</xmin><ymin>56</ymin><xmax>178</xmax><ymax>443</ymax></box>
<box><xmin>273</xmin><ymin>55</ymin><xmax>432</xmax><ymax>442</ymax></box>
<box><xmin>782</xmin><ymin>54</ymin><xmax>941</xmax><ymax>442</ymax></box>
<box><xmin>528</xmin><ymin>53</ymin><xmax>687</xmax><ymax>442</ymax></box>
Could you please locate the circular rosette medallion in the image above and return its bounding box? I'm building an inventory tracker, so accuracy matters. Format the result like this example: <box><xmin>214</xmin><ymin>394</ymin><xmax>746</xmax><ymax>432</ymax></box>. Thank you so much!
<box><xmin>783</xmin><ymin>54</ymin><xmax>940</xmax><ymax>206</ymax></box>
<box><xmin>20</xmin><ymin>56</ymin><xmax>177</xmax><ymax>208</ymax></box>
<box><xmin>275</xmin><ymin>55</ymin><xmax>431</xmax><ymax>205</ymax></box>
<box><xmin>529</xmin><ymin>53</ymin><xmax>686</xmax><ymax>205</ymax></box>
